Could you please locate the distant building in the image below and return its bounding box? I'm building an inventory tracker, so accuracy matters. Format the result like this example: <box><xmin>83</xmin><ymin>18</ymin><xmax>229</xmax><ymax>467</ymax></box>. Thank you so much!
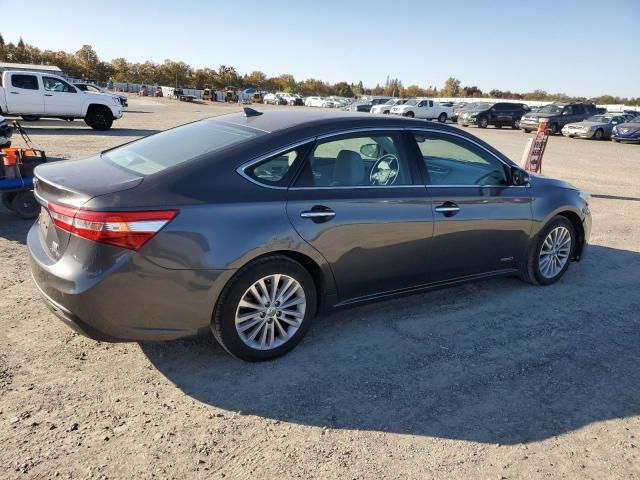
<box><xmin>0</xmin><ymin>62</ymin><xmax>63</xmax><ymax>76</ymax></box>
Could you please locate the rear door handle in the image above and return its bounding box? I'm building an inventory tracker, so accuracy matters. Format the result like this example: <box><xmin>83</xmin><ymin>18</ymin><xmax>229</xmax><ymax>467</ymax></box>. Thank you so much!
<box><xmin>435</xmin><ymin>202</ymin><xmax>460</xmax><ymax>217</ymax></box>
<box><xmin>44</xmin><ymin>94</ymin><xmax>53</xmax><ymax>97</ymax></box>
<box><xmin>300</xmin><ymin>210</ymin><xmax>336</xmax><ymax>219</ymax></box>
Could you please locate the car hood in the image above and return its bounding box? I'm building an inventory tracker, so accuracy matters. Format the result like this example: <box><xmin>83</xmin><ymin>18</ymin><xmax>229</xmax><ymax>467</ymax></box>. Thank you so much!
<box><xmin>529</xmin><ymin>173</ymin><xmax>577</xmax><ymax>191</ymax></box>
<box><xmin>81</xmin><ymin>91</ymin><xmax>118</xmax><ymax>102</ymax></box>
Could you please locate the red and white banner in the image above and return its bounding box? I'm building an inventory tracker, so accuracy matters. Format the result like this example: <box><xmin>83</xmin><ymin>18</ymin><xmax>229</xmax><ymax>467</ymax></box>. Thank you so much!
<box><xmin>522</xmin><ymin>121</ymin><xmax>549</xmax><ymax>174</ymax></box>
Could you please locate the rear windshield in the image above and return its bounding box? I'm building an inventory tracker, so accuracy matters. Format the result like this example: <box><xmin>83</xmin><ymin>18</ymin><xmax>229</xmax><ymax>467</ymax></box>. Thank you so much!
<box><xmin>104</xmin><ymin>120</ymin><xmax>261</xmax><ymax>175</ymax></box>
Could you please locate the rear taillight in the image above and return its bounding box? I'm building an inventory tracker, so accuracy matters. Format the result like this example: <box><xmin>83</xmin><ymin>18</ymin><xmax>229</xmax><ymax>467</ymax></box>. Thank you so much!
<box><xmin>47</xmin><ymin>202</ymin><xmax>179</xmax><ymax>251</ymax></box>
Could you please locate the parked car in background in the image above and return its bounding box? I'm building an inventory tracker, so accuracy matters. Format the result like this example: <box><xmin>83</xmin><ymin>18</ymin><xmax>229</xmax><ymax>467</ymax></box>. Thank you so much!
<box><xmin>304</xmin><ymin>96</ymin><xmax>329</xmax><ymax>107</ymax></box>
<box><xmin>390</xmin><ymin>98</ymin><xmax>453</xmax><ymax>122</ymax></box>
<box><xmin>370</xmin><ymin>98</ymin><xmax>407</xmax><ymax>114</ymax></box>
<box><xmin>74</xmin><ymin>82</ymin><xmax>128</xmax><ymax>107</ymax></box>
<box><xmin>263</xmin><ymin>93</ymin><xmax>287</xmax><ymax>105</ymax></box>
<box><xmin>280</xmin><ymin>93</ymin><xmax>303</xmax><ymax>106</ymax></box>
<box><xmin>457</xmin><ymin>102</ymin><xmax>530</xmax><ymax>129</ymax></box>
<box><xmin>519</xmin><ymin>103</ymin><xmax>597</xmax><ymax>134</ymax></box>
<box><xmin>28</xmin><ymin>109</ymin><xmax>591</xmax><ymax>361</ymax></box>
<box><xmin>611</xmin><ymin>115</ymin><xmax>640</xmax><ymax>143</ymax></box>
<box><xmin>138</xmin><ymin>85</ymin><xmax>148</xmax><ymax>97</ymax></box>
<box><xmin>346</xmin><ymin>100</ymin><xmax>373</xmax><ymax>112</ymax></box>
<box><xmin>450</xmin><ymin>102</ymin><xmax>468</xmax><ymax>122</ymax></box>
<box><xmin>0</xmin><ymin>70</ymin><xmax>123</xmax><ymax>130</ymax></box>
<box><xmin>561</xmin><ymin>114</ymin><xmax>626</xmax><ymax>140</ymax></box>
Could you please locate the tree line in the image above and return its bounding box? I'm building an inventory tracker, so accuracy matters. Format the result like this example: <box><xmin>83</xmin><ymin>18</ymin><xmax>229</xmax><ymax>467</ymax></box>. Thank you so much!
<box><xmin>0</xmin><ymin>35</ymin><xmax>637</xmax><ymax>105</ymax></box>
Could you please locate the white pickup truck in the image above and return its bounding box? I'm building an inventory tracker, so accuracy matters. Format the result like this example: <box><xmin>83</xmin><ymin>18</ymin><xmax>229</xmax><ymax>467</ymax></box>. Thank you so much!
<box><xmin>390</xmin><ymin>98</ymin><xmax>453</xmax><ymax>123</ymax></box>
<box><xmin>0</xmin><ymin>71</ymin><xmax>123</xmax><ymax>130</ymax></box>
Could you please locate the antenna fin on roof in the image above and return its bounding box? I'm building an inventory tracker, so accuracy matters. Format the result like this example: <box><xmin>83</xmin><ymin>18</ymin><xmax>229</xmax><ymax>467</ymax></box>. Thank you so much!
<box><xmin>243</xmin><ymin>107</ymin><xmax>263</xmax><ymax>117</ymax></box>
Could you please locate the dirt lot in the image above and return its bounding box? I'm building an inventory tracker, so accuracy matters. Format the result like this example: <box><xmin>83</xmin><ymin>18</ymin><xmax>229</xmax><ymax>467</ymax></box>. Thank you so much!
<box><xmin>1</xmin><ymin>97</ymin><xmax>639</xmax><ymax>480</ymax></box>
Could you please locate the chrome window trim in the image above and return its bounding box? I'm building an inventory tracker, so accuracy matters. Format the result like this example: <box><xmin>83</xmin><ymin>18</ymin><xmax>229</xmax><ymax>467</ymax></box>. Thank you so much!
<box><xmin>411</xmin><ymin>127</ymin><xmax>531</xmax><ymax>188</ymax></box>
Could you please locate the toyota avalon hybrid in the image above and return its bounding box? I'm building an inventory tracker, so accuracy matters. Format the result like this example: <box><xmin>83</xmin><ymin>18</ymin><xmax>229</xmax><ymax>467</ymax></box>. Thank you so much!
<box><xmin>28</xmin><ymin>110</ymin><xmax>591</xmax><ymax>361</ymax></box>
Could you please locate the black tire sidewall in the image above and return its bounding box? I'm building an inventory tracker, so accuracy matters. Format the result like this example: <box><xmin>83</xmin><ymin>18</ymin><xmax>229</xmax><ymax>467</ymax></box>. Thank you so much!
<box><xmin>478</xmin><ymin>116</ymin><xmax>488</xmax><ymax>128</ymax></box>
<box><xmin>531</xmin><ymin>216</ymin><xmax>575</xmax><ymax>285</ymax></box>
<box><xmin>213</xmin><ymin>257</ymin><xmax>317</xmax><ymax>361</ymax></box>
<box><xmin>86</xmin><ymin>108</ymin><xmax>113</xmax><ymax>131</ymax></box>
<box><xmin>11</xmin><ymin>191</ymin><xmax>40</xmax><ymax>219</ymax></box>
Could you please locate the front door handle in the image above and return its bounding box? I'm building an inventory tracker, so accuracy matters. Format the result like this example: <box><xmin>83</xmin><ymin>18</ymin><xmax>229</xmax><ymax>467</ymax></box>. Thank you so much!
<box><xmin>10</xmin><ymin>91</ymin><xmax>19</xmax><ymax>95</ymax></box>
<box><xmin>44</xmin><ymin>94</ymin><xmax>53</xmax><ymax>97</ymax></box>
<box><xmin>435</xmin><ymin>202</ymin><xmax>460</xmax><ymax>217</ymax></box>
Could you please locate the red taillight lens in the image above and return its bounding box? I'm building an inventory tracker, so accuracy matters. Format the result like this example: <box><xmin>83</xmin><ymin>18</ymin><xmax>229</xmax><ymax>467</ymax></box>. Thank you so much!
<box><xmin>47</xmin><ymin>202</ymin><xmax>179</xmax><ymax>251</ymax></box>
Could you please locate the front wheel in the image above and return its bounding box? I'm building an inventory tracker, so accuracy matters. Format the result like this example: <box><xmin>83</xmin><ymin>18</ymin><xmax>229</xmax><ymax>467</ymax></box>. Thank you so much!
<box><xmin>478</xmin><ymin>116</ymin><xmax>489</xmax><ymax>128</ymax></box>
<box><xmin>85</xmin><ymin>107</ymin><xmax>114</xmax><ymax>131</ymax></box>
<box><xmin>512</xmin><ymin>119</ymin><xmax>520</xmax><ymax>129</ymax></box>
<box><xmin>520</xmin><ymin>215</ymin><xmax>575</xmax><ymax>285</ymax></box>
<box><xmin>403</xmin><ymin>111</ymin><xmax>415</xmax><ymax>118</ymax></box>
<box><xmin>438</xmin><ymin>112</ymin><xmax>447</xmax><ymax>123</ymax></box>
<box><xmin>21</xmin><ymin>115</ymin><xmax>40</xmax><ymax>121</ymax></box>
<box><xmin>593</xmin><ymin>128</ymin><xmax>604</xmax><ymax>140</ymax></box>
<box><xmin>212</xmin><ymin>255</ymin><xmax>317</xmax><ymax>361</ymax></box>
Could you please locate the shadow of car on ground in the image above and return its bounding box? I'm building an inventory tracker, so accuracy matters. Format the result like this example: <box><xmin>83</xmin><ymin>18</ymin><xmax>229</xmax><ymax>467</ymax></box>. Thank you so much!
<box><xmin>142</xmin><ymin>244</ymin><xmax>640</xmax><ymax>445</ymax></box>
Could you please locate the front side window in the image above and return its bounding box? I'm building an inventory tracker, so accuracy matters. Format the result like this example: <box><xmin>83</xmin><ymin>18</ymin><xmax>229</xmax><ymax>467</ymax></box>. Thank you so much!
<box><xmin>43</xmin><ymin>77</ymin><xmax>76</xmax><ymax>93</ymax></box>
<box><xmin>295</xmin><ymin>133</ymin><xmax>412</xmax><ymax>187</ymax></box>
<box><xmin>413</xmin><ymin>132</ymin><xmax>508</xmax><ymax>186</ymax></box>
<box><xmin>11</xmin><ymin>74</ymin><xmax>39</xmax><ymax>90</ymax></box>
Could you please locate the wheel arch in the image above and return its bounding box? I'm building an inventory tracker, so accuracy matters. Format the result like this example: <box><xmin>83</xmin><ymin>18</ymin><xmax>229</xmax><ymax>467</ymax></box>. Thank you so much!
<box><xmin>85</xmin><ymin>103</ymin><xmax>114</xmax><ymax>118</ymax></box>
<box><xmin>557</xmin><ymin>210</ymin><xmax>585</xmax><ymax>260</ymax></box>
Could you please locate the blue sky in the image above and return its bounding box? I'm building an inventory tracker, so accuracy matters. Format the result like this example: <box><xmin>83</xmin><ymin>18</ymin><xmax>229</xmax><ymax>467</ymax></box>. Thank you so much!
<box><xmin>1</xmin><ymin>0</ymin><xmax>638</xmax><ymax>98</ymax></box>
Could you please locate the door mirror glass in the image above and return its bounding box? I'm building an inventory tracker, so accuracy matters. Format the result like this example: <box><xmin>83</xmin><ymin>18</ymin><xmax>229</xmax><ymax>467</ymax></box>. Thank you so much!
<box><xmin>360</xmin><ymin>143</ymin><xmax>380</xmax><ymax>159</ymax></box>
<box><xmin>511</xmin><ymin>166</ymin><xmax>529</xmax><ymax>186</ymax></box>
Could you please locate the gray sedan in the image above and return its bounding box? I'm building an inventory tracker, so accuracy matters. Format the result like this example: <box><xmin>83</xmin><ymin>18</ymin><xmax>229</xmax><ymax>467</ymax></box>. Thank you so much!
<box><xmin>28</xmin><ymin>110</ymin><xmax>592</xmax><ymax>361</ymax></box>
<box><xmin>562</xmin><ymin>114</ymin><xmax>626</xmax><ymax>140</ymax></box>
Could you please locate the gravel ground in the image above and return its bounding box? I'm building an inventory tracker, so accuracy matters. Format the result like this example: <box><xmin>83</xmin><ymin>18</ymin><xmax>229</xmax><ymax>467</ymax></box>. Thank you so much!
<box><xmin>1</xmin><ymin>97</ymin><xmax>639</xmax><ymax>480</ymax></box>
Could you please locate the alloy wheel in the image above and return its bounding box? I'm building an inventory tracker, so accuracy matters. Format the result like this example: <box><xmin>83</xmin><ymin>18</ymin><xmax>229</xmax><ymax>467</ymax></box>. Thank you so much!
<box><xmin>538</xmin><ymin>226</ymin><xmax>572</xmax><ymax>279</ymax></box>
<box><xmin>235</xmin><ymin>274</ymin><xmax>306</xmax><ymax>350</ymax></box>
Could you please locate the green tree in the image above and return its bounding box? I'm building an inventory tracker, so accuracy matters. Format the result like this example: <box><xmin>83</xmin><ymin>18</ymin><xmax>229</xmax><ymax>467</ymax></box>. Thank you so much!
<box><xmin>441</xmin><ymin>77</ymin><xmax>461</xmax><ymax>97</ymax></box>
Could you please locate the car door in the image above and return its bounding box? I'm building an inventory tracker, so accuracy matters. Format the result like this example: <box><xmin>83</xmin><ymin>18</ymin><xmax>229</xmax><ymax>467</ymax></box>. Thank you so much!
<box><xmin>5</xmin><ymin>73</ymin><xmax>45</xmax><ymax>114</ymax></box>
<box><xmin>42</xmin><ymin>77</ymin><xmax>82</xmax><ymax>116</ymax></box>
<box><xmin>286</xmin><ymin>131</ymin><xmax>434</xmax><ymax>302</ymax></box>
<box><xmin>408</xmin><ymin>129</ymin><xmax>533</xmax><ymax>281</ymax></box>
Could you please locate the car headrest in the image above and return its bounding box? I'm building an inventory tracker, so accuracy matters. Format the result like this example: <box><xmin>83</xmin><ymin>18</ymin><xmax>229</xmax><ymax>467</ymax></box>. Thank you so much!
<box><xmin>333</xmin><ymin>150</ymin><xmax>364</xmax><ymax>186</ymax></box>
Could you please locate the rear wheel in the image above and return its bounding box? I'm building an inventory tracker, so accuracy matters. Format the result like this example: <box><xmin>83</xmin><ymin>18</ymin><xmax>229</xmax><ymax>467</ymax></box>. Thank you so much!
<box><xmin>520</xmin><ymin>215</ymin><xmax>575</xmax><ymax>286</ymax></box>
<box><xmin>10</xmin><ymin>191</ymin><xmax>40</xmax><ymax>219</ymax></box>
<box><xmin>85</xmin><ymin>106</ymin><xmax>114</xmax><ymax>131</ymax></box>
<box><xmin>593</xmin><ymin>128</ymin><xmax>604</xmax><ymax>140</ymax></box>
<box><xmin>438</xmin><ymin>112</ymin><xmax>447</xmax><ymax>123</ymax></box>
<box><xmin>212</xmin><ymin>255</ymin><xmax>317</xmax><ymax>361</ymax></box>
<box><xmin>2</xmin><ymin>192</ymin><xmax>16</xmax><ymax>211</ymax></box>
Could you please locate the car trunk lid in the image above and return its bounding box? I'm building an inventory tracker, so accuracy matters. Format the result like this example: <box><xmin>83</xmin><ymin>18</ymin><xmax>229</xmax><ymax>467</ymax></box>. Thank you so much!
<box><xmin>34</xmin><ymin>156</ymin><xmax>144</xmax><ymax>260</ymax></box>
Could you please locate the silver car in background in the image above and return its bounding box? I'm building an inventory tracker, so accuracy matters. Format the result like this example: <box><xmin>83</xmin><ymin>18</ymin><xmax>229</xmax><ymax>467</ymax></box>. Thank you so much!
<box><xmin>561</xmin><ymin>114</ymin><xmax>627</xmax><ymax>140</ymax></box>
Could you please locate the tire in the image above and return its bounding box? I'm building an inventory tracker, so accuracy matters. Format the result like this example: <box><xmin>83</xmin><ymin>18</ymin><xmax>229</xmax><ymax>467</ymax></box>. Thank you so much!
<box><xmin>10</xmin><ymin>191</ymin><xmax>40</xmax><ymax>219</ymax></box>
<box><xmin>212</xmin><ymin>255</ymin><xmax>318</xmax><ymax>361</ymax></box>
<box><xmin>85</xmin><ymin>106</ymin><xmax>114</xmax><ymax>131</ymax></box>
<box><xmin>2</xmin><ymin>192</ymin><xmax>16</xmax><ymax>211</ymax></box>
<box><xmin>523</xmin><ymin>129</ymin><xmax>531</xmax><ymax>133</ymax></box>
<box><xmin>495</xmin><ymin>123</ymin><xmax>502</xmax><ymax>129</ymax></box>
<box><xmin>404</xmin><ymin>111</ymin><xmax>415</xmax><ymax>118</ymax></box>
<box><xmin>478</xmin><ymin>116</ymin><xmax>489</xmax><ymax>128</ymax></box>
<box><xmin>547</xmin><ymin>123</ymin><xmax>558</xmax><ymax>135</ymax></box>
<box><xmin>21</xmin><ymin>115</ymin><xmax>40</xmax><ymax>121</ymax></box>
<box><xmin>512</xmin><ymin>118</ymin><xmax>520</xmax><ymax>129</ymax></box>
<box><xmin>438</xmin><ymin>112</ymin><xmax>447</xmax><ymax>123</ymax></box>
<box><xmin>593</xmin><ymin>128</ymin><xmax>604</xmax><ymax>140</ymax></box>
<box><xmin>520</xmin><ymin>215</ymin><xmax>575</xmax><ymax>286</ymax></box>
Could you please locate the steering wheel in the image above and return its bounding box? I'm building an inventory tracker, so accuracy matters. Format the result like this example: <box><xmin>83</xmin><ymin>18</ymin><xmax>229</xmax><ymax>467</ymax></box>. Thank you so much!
<box><xmin>369</xmin><ymin>154</ymin><xmax>400</xmax><ymax>186</ymax></box>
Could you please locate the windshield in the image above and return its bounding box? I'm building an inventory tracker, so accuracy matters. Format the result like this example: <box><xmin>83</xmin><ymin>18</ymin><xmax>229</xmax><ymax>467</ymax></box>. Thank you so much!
<box><xmin>586</xmin><ymin>115</ymin><xmax>612</xmax><ymax>123</ymax></box>
<box><xmin>631</xmin><ymin>115</ymin><xmax>640</xmax><ymax>123</ymax></box>
<box><xmin>403</xmin><ymin>99</ymin><xmax>418</xmax><ymax>106</ymax></box>
<box><xmin>105</xmin><ymin>120</ymin><xmax>261</xmax><ymax>175</ymax></box>
<box><xmin>538</xmin><ymin>104</ymin><xmax>564</xmax><ymax>114</ymax></box>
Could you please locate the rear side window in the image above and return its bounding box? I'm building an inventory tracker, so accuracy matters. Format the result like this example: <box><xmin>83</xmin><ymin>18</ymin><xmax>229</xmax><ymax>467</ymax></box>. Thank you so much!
<box><xmin>11</xmin><ymin>74</ymin><xmax>39</xmax><ymax>90</ymax></box>
<box><xmin>105</xmin><ymin>121</ymin><xmax>262</xmax><ymax>175</ymax></box>
<box><xmin>244</xmin><ymin>149</ymin><xmax>302</xmax><ymax>187</ymax></box>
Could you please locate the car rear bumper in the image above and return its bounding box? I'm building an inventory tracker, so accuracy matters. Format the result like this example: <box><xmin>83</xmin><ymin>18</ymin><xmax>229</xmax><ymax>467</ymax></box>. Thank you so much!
<box><xmin>28</xmin><ymin>223</ymin><xmax>235</xmax><ymax>342</ymax></box>
<box><xmin>519</xmin><ymin>120</ymin><xmax>541</xmax><ymax>131</ymax></box>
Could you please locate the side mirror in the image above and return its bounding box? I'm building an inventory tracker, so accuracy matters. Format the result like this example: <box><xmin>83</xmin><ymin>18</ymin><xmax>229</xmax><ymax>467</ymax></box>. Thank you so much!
<box><xmin>511</xmin><ymin>166</ymin><xmax>529</xmax><ymax>186</ymax></box>
<box><xmin>612</xmin><ymin>121</ymin><xmax>618</xmax><ymax>125</ymax></box>
<box><xmin>360</xmin><ymin>143</ymin><xmax>380</xmax><ymax>158</ymax></box>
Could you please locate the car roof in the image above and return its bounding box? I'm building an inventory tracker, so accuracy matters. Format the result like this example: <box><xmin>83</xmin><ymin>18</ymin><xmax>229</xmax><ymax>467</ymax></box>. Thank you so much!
<box><xmin>215</xmin><ymin>110</ymin><xmax>447</xmax><ymax>135</ymax></box>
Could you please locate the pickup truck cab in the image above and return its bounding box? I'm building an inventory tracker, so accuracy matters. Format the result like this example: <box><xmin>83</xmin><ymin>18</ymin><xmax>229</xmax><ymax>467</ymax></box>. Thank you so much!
<box><xmin>0</xmin><ymin>71</ymin><xmax>123</xmax><ymax>130</ymax></box>
<box><xmin>390</xmin><ymin>98</ymin><xmax>453</xmax><ymax>122</ymax></box>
